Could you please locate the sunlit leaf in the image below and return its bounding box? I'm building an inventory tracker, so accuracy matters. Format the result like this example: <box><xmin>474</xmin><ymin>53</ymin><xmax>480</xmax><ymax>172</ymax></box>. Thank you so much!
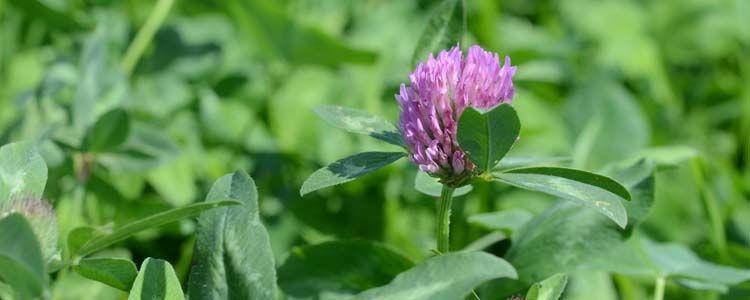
<box><xmin>313</xmin><ymin>106</ymin><xmax>405</xmax><ymax>147</ymax></box>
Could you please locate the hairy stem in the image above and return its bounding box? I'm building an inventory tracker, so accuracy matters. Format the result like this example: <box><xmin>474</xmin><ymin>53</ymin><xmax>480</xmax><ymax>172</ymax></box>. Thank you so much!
<box><xmin>437</xmin><ymin>185</ymin><xmax>455</xmax><ymax>253</ymax></box>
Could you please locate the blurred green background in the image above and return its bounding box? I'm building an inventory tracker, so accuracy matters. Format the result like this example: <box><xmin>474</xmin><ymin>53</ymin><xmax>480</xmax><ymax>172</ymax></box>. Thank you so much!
<box><xmin>1</xmin><ymin>0</ymin><xmax>748</xmax><ymax>299</ymax></box>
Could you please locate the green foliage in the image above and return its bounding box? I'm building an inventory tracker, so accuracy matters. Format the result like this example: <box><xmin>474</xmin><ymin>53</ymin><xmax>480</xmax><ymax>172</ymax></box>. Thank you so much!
<box><xmin>352</xmin><ymin>252</ymin><xmax>516</xmax><ymax>300</ymax></box>
<box><xmin>467</xmin><ymin>209</ymin><xmax>533</xmax><ymax>234</ymax></box>
<box><xmin>0</xmin><ymin>142</ymin><xmax>47</xmax><ymax>202</ymax></box>
<box><xmin>457</xmin><ymin>105</ymin><xmax>521</xmax><ymax>173</ymax></box>
<box><xmin>526</xmin><ymin>273</ymin><xmax>568</xmax><ymax>300</ymax></box>
<box><xmin>277</xmin><ymin>240</ymin><xmax>414</xmax><ymax>298</ymax></box>
<box><xmin>301</xmin><ymin>152</ymin><xmax>405</xmax><ymax>195</ymax></box>
<box><xmin>73</xmin><ymin>258</ymin><xmax>138</xmax><ymax>291</ymax></box>
<box><xmin>128</xmin><ymin>258</ymin><xmax>184</xmax><ymax>300</ymax></box>
<box><xmin>313</xmin><ymin>106</ymin><xmax>405</xmax><ymax>147</ymax></box>
<box><xmin>414</xmin><ymin>171</ymin><xmax>473</xmax><ymax>197</ymax></box>
<box><xmin>412</xmin><ymin>0</ymin><xmax>465</xmax><ymax>65</ymax></box>
<box><xmin>82</xmin><ymin>109</ymin><xmax>131</xmax><ymax>153</ymax></box>
<box><xmin>2</xmin><ymin>0</ymin><xmax>749</xmax><ymax>299</ymax></box>
<box><xmin>74</xmin><ymin>200</ymin><xmax>240</xmax><ymax>257</ymax></box>
<box><xmin>494</xmin><ymin>167</ymin><xmax>631</xmax><ymax>228</ymax></box>
<box><xmin>188</xmin><ymin>171</ymin><xmax>277</xmax><ymax>300</ymax></box>
<box><xmin>0</xmin><ymin>214</ymin><xmax>46</xmax><ymax>300</ymax></box>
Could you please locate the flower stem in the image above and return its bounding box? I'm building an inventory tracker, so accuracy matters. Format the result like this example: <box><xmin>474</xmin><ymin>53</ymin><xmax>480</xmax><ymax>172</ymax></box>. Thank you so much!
<box><xmin>653</xmin><ymin>276</ymin><xmax>665</xmax><ymax>300</ymax></box>
<box><xmin>437</xmin><ymin>185</ymin><xmax>455</xmax><ymax>254</ymax></box>
<box><xmin>121</xmin><ymin>0</ymin><xmax>174</xmax><ymax>76</ymax></box>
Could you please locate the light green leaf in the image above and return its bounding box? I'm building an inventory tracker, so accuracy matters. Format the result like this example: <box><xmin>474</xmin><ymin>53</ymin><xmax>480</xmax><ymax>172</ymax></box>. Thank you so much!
<box><xmin>526</xmin><ymin>273</ymin><xmax>568</xmax><ymax>300</ymax></box>
<box><xmin>82</xmin><ymin>108</ymin><xmax>130</xmax><ymax>153</ymax></box>
<box><xmin>457</xmin><ymin>105</ymin><xmax>521</xmax><ymax>173</ymax></box>
<box><xmin>414</xmin><ymin>171</ymin><xmax>472</xmax><ymax>197</ymax></box>
<box><xmin>0</xmin><ymin>281</ymin><xmax>14</xmax><ymax>300</ymax></box>
<box><xmin>0</xmin><ymin>214</ymin><xmax>46</xmax><ymax>299</ymax></box>
<box><xmin>97</xmin><ymin>123</ymin><xmax>181</xmax><ymax>172</ymax></box>
<box><xmin>313</xmin><ymin>106</ymin><xmax>404</xmax><ymax>147</ymax></box>
<box><xmin>467</xmin><ymin>210</ymin><xmax>533</xmax><ymax>234</ymax></box>
<box><xmin>75</xmin><ymin>201</ymin><xmax>239</xmax><ymax>257</ymax></box>
<box><xmin>146</xmin><ymin>156</ymin><xmax>196</xmax><ymax>207</ymax></box>
<box><xmin>480</xmin><ymin>161</ymin><xmax>655</xmax><ymax>299</ymax></box>
<box><xmin>188</xmin><ymin>171</ymin><xmax>276</xmax><ymax>300</ymax></box>
<box><xmin>412</xmin><ymin>0</ymin><xmax>465</xmax><ymax>65</ymax></box>
<box><xmin>300</xmin><ymin>152</ymin><xmax>405</xmax><ymax>196</ymax></box>
<box><xmin>128</xmin><ymin>258</ymin><xmax>185</xmax><ymax>300</ymax></box>
<box><xmin>352</xmin><ymin>252</ymin><xmax>516</xmax><ymax>300</ymax></box>
<box><xmin>0</xmin><ymin>141</ymin><xmax>47</xmax><ymax>205</ymax></box>
<box><xmin>502</xmin><ymin>167</ymin><xmax>631</xmax><ymax>200</ymax></box>
<box><xmin>643</xmin><ymin>239</ymin><xmax>750</xmax><ymax>286</ymax></box>
<box><xmin>494</xmin><ymin>167</ymin><xmax>629</xmax><ymax>228</ymax></box>
<box><xmin>278</xmin><ymin>241</ymin><xmax>413</xmax><ymax>298</ymax></box>
<box><xmin>74</xmin><ymin>257</ymin><xmax>137</xmax><ymax>291</ymax></box>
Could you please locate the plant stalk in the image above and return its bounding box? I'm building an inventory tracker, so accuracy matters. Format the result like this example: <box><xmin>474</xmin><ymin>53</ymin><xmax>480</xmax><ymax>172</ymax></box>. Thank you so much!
<box><xmin>653</xmin><ymin>276</ymin><xmax>666</xmax><ymax>300</ymax></box>
<box><xmin>437</xmin><ymin>185</ymin><xmax>455</xmax><ymax>254</ymax></box>
<box><xmin>121</xmin><ymin>0</ymin><xmax>174</xmax><ymax>76</ymax></box>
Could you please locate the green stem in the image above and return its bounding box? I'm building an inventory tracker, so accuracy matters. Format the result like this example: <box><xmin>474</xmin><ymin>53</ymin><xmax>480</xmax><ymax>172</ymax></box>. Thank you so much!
<box><xmin>691</xmin><ymin>158</ymin><xmax>728</xmax><ymax>261</ymax></box>
<box><xmin>653</xmin><ymin>276</ymin><xmax>665</xmax><ymax>300</ymax></box>
<box><xmin>120</xmin><ymin>0</ymin><xmax>174</xmax><ymax>76</ymax></box>
<box><xmin>437</xmin><ymin>185</ymin><xmax>455</xmax><ymax>254</ymax></box>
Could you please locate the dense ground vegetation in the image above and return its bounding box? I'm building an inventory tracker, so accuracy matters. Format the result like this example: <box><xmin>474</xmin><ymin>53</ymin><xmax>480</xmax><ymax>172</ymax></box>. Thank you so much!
<box><xmin>0</xmin><ymin>0</ymin><xmax>749</xmax><ymax>299</ymax></box>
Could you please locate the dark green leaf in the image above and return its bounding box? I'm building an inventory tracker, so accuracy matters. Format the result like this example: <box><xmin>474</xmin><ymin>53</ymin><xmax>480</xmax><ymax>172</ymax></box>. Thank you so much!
<box><xmin>412</xmin><ymin>0</ymin><xmax>465</xmax><ymax>65</ymax></box>
<box><xmin>278</xmin><ymin>241</ymin><xmax>414</xmax><ymax>298</ymax></box>
<box><xmin>526</xmin><ymin>273</ymin><xmax>568</xmax><ymax>300</ymax></box>
<box><xmin>75</xmin><ymin>201</ymin><xmax>240</xmax><ymax>257</ymax></box>
<box><xmin>313</xmin><ymin>106</ymin><xmax>405</xmax><ymax>147</ymax></box>
<box><xmin>457</xmin><ymin>105</ymin><xmax>520</xmax><ymax>173</ymax></box>
<box><xmin>74</xmin><ymin>258</ymin><xmax>137</xmax><ymax>291</ymax></box>
<box><xmin>0</xmin><ymin>214</ymin><xmax>45</xmax><ymax>299</ymax></box>
<box><xmin>300</xmin><ymin>152</ymin><xmax>405</xmax><ymax>196</ymax></box>
<box><xmin>353</xmin><ymin>252</ymin><xmax>516</xmax><ymax>300</ymax></box>
<box><xmin>494</xmin><ymin>167</ymin><xmax>629</xmax><ymax>228</ymax></box>
<box><xmin>414</xmin><ymin>171</ymin><xmax>472</xmax><ymax>197</ymax></box>
<box><xmin>188</xmin><ymin>171</ymin><xmax>277</xmax><ymax>300</ymax></box>
<box><xmin>82</xmin><ymin>109</ymin><xmax>130</xmax><ymax>153</ymax></box>
<box><xmin>0</xmin><ymin>141</ymin><xmax>47</xmax><ymax>202</ymax></box>
<box><xmin>128</xmin><ymin>258</ymin><xmax>185</xmax><ymax>300</ymax></box>
<box><xmin>6</xmin><ymin>0</ymin><xmax>89</xmax><ymax>31</ymax></box>
<box><xmin>467</xmin><ymin>210</ymin><xmax>533</xmax><ymax>234</ymax></box>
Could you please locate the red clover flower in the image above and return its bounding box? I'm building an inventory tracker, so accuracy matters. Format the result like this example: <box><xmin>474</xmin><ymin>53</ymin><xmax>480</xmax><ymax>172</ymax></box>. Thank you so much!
<box><xmin>396</xmin><ymin>45</ymin><xmax>516</xmax><ymax>185</ymax></box>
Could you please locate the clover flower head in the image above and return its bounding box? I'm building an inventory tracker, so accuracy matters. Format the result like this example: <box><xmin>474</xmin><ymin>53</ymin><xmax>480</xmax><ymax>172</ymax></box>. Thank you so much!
<box><xmin>396</xmin><ymin>45</ymin><xmax>516</xmax><ymax>185</ymax></box>
<box><xmin>1</xmin><ymin>197</ymin><xmax>59</xmax><ymax>262</ymax></box>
